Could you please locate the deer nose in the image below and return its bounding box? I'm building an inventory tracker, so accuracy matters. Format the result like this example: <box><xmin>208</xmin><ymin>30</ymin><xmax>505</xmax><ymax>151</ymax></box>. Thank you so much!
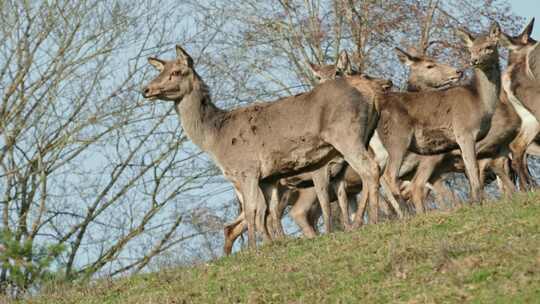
<box><xmin>456</xmin><ymin>69</ymin><xmax>464</xmax><ymax>77</ymax></box>
<box><xmin>142</xmin><ymin>87</ymin><xmax>150</xmax><ymax>97</ymax></box>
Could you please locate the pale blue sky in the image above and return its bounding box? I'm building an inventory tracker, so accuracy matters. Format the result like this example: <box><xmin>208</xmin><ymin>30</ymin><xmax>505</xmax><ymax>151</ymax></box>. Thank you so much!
<box><xmin>511</xmin><ymin>0</ymin><xmax>540</xmax><ymax>38</ymax></box>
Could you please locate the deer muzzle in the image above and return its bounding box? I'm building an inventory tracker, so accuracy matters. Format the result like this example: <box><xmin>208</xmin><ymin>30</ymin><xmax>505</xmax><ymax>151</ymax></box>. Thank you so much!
<box><xmin>142</xmin><ymin>86</ymin><xmax>161</xmax><ymax>99</ymax></box>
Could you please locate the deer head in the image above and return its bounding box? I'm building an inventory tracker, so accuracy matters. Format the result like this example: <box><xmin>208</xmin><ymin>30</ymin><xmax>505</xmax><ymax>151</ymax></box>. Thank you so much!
<box><xmin>308</xmin><ymin>50</ymin><xmax>353</xmax><ymax>83</ymax></box>
<box><xmin>395</xmin><ymin>47</ymin><xmax>463</xmax><ymax>90</ymax></box>
<box><xmin>346</xmin><ymin>73</ymin><xmax>393</xmax><ymax>96</ymax></box>
<box><xmin>499</xmin><ymin>18</ymin><xmax>536</xmax><ymax>56</ymax></box>
<box><xmin>307</xmin><ymin>50</ymin><xmax>392</xmax><ymax>91</ymax></box>
<box><xmin>456</xmin><ymin>22</ymin><xmax>501</xmax><ymax>68</ymax></box>
<box><xmin>142</xmin><ymin>45</ymin><xmax>196</xmax><ymax>101</ymax></box>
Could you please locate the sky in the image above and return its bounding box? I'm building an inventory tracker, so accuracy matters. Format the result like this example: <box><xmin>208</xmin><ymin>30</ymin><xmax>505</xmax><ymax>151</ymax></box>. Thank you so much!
<box><xmin>511</xmin><ymin>0</ymin><xmax>540</xmax><ymax>38</ymax></box>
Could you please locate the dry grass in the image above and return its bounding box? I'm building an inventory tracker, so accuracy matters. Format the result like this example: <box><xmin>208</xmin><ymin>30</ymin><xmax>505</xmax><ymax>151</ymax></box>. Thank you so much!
<box><xmin>22</xmin><ymin>192</ymin><xmax>540</xmax><ymax>303</ymax></box>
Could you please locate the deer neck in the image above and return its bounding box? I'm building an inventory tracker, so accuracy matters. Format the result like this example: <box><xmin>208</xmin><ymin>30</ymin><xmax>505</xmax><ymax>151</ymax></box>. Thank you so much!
<box><xmin>175</xmin><ymin>73</ymin><xmax>222</xmax><ymax>151</ymax></box>
<box><xmin>472</xmin><ymin>58</ymin><xmax>501</xmax><ymax>114</ymax></box>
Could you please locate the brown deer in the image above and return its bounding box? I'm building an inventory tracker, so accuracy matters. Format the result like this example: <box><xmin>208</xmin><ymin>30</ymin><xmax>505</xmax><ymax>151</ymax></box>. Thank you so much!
<box><xmin>309</xmin><ymin>49</ymin><xmax>464</xmax><ymax>222</ymax></box>
<box><xmin>296</xmin><ymin>52</ymin><xmax>396</xmax><ymax>230</ymax></box>
<box><xmin>396</xmin><ymin>46</ymin><xmax>521</xmax><ymax>212</ymax></box>
<box><xmin>406</xmin><ymin>19</ymin><xmax>540</xmax><ymax>211</ymax></box>
<box><xmin>142</xmin><ymin>45</ymin><xmax>382</xmax><ymax>249</ymax></box>
<box><xmin>405</xmin><ymin>92</ymin><xmax>520</xmax><ymax>212</ymax></box>
<box><xmin>224</xmin><ymin>49</ymin><xmax>464</xmax><ymax>254</ymax></box>
<box><xmin>395</xmin><ymin>47</ymin><xmax>463</xmax><ymax>92</ymax></box>
<box><xmin>378</xmin><ymin>23</ymin><xmax>503</xmax><ymax>208</ymax></box>
<box><xmin>223</xmin><ymin>70</ymin><xmax>394</xmax><ymax>250</ymax></box>
<box><xmin>499</xmin><ymin>18</ymin><xmax>540</xmax><ymax>190</ymax></box>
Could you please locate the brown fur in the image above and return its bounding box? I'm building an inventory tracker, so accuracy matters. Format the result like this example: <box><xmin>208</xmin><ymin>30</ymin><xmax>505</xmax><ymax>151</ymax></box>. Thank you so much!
<box><xmin>222</xmin><ymin>47</ymin><xmax>471</xmax><ymax>252</ymax></box>
<box><xmin>500</xmin><ymin>18</ymin><xmax>540</xmax><ymax>190</ymax></box>
<box><xmin>143</xmin><ymin>46</ymin><xmax>381</xmax><ymax>250</ymax></box>
<box><xmin>223</xmin><ymin>72</ymin><xmax>393</xmax><ymax>252</ymax></box>
<box><xmin>406</xmin><ymin>93</ymin><xmax>520</xmax><ymax>211</ymax></box>
<box><xmin>379</xmin><ymin>23</ymin><xmax>503</xmax><ymax>208</ymax></box>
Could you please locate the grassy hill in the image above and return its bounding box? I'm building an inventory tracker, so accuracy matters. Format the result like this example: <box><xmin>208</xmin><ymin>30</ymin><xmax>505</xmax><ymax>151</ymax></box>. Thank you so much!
<box><xmin>26</xmin><ymin>193</ymin><xmax>540</xmax><ymax>303</ymax></box>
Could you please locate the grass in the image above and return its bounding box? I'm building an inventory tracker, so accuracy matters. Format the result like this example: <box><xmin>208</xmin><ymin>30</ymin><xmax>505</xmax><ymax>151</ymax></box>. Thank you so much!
<box><xmin>25</xmin><ymin>192</ymin><xmax>540</xmax><ymax>303</ymax></box>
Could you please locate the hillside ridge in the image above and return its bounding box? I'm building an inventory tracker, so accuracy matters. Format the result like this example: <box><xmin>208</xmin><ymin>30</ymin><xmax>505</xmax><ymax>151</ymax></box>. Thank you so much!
<box><xmin>25</xmin><ymin>193</ymin><xmax>540</xmax><ymax>304</ymax></box>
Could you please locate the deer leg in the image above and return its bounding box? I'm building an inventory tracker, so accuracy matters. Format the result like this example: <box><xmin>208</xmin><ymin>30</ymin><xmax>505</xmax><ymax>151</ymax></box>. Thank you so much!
<box><xmin>456</xmin><ymin>136</ymin><xmax>482</xmax><ymax>203</ymax></box>
<box><xmin>509</xmin><ymin>126</ymin><xmax>539</xmax><ymax>190</ymax></box>
<box><xmin>490</xmin><ymin>155</ymin><xmax>516</xmax><ymax>197</ymax></box>
<box><xmin>380</xmin><ymin>179</ymin><xmax>404</xmax><ymax>219</ymax></box>
<box><xmin>238</xmin><ymin>177</ymin><xmax>271</xmax><ymax>248</ymax></box>
<box><xmin>232</xmin><ymin>185</ymin><xmax>256</xmax><ymax>249</ymax></box>
<box><xmin>225</xmin><ymin>186</ymin><xmax>293</xmax><ymax>254</ymax></box>
<box><xmin>289</xmin><ymin>188</ymin><xmax>319</xmax><ymax>238</ymax></box>
<box><xmin>382</xmin><ymin>138</ymin><xmax>410</xmax><ymax>200</ymax></box>
<box><xmin>265</xmin><ymin>182</ymin><xmax>285</xmax><ymax>239</ymax></box>
<box><xmin>223</xmin><ymin>213</ymin><xmax>246</xmax><ymax>255</ymax></box>
<box><xmin>410</xmin><ymin>155</ymin><xmax>442</xmax><ymax>214</ymax></box>
<box><xmin>478</xmin><ymin>159</ymin><xmax>490</xmax><ymax>191</ymax></box>
<box><xmin>325</xmin><ymin>122</ymin><xmax>382</xmax><ymax>224</ymax></box>
<box><xmin>308</xmin><ymin>202</ymin><xmax>322</xmax><ymax>235</ymax></box>
<box><xmin>378</xmin><ymin>193</ymin><xmax>390</xmax><ymax>219</ymax></box>
<box><xmin>339</xmin><ymin>147</ymin><xmax>380</xmax><ymax>224</ymax></box>
<box><xmin>333</xmin><ymin>180</ymin><xmax>352</xmax><ymax>230</ymax></box>
<box><xmin>312</xmin><ymin>167</ymin><xmax>333</xmax><ymax>233</ymax></box>
<box><xmin>255</xmin><ymin>185</ymin><xmax>272</xmax><ymax>243</ymax></box>
<box><xmin>352</xmin><ymin>188</ymin><xmax>369</xmax><ymax>228</ymax></box>
<box><xmin>260</xmin><ymin>183</ymin><xmax>275</xmax><ymax>239</ymax></box>
<box><xmin>510</xmin><ymin>144</ymin><xmax>530</xmax><ymax>191</ymax></box>
<box><xmin>522</xmin><ymin>153</ymin><xmax>535</xmax><ymax>187</ymax></box>
<box><xmin>277</xmin><ymin>186</ymin><xmax>293</xmax><ymax>223</ymax></box>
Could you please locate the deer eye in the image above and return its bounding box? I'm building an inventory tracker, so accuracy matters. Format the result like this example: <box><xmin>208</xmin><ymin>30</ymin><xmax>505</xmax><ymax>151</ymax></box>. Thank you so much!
<box><xmin>426</xmin><ymin>64</ymin><xmax>435</xmax><ymax>69</ymax></box>
<box><xmin>171</xmin><ymin>70</ymin><xmax>182</xmax><ymax>77</ymax></box>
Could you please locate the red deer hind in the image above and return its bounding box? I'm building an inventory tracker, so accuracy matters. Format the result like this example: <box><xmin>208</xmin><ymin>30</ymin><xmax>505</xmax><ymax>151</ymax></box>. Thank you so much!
<box><xmin>142</xmin><ymin>46</ymin><xmax>382</xmax><ymax>249</ymax></box>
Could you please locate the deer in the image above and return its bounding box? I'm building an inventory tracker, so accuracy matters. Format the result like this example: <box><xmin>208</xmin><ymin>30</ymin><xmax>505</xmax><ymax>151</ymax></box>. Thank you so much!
<box><xmin>396</xmin><ymin>45</ymin><xmax>522</xmax><ymax>212</ymax></box>
<box><xmin>404</xmin><ymin>92</ymin><xmax>521</xmax><ymax>212</ymax></box>
<box><xmin>406</xmin><ymin>20</ymin><xmax>540</xmax><ymax>212</ymax></box>
<box><xmin>222</xmin><ymin>69</ymin><xmax>395</xmax><ymax>253</ymax></box>
<box><xmin>308</xmin><ymin>49</ymin><xmax>463</xmax><ymax>221</ymax></box>
<box><xmin>223</xmin><ymin>49</ymin><xmax>465</xmax><ymax>254</ymax></box>
<box><xmin>142</xmin><ymin>45</ymin><xmax>382</xmax><ymax>250</ymax></box>
<box><xmin>260</xmin><ymin>52</ymin><xmax>398</xmax><ymax>238</ymax></box>
<box><xmin>377</xmin><ymin>22</ymin><xmax>503</xmax><ymax>209</ymax></box>
<box><xmin>260</xmin><ymin>67</ymin><xmax>394</xmax><ymax>239</ymax></box>
<box><xmin>498</xmin><ymin>18</ymin><xmax>540</xmax><ymax>190</ymax></box>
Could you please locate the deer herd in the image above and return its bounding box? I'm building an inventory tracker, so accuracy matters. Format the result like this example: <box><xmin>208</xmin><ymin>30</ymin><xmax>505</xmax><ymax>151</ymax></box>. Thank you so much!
<box><xmin>142</xmin><ymin>19</ymin><xmax>540</xmax><ymax>255</ymax></box>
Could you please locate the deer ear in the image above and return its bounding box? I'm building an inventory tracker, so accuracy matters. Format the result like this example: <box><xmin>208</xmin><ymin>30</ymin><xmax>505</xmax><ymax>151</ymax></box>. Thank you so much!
<box><xmin>489</xmin><ymin>22</ymin><xmax>502</xmax><ymax>40</ymax></box>
<box><xmin>175</xmin><ymin>45</ymin><xmax>193</xmax><ymax>67</ymax></box>
<box><xmin>519</xmin><ymin>18</ymin><xmax>535</xmax><ymax>44</ymax></box>
<box><xmin>499</xmin><ymin>32</ymin><xmax>515</xmax><ymax>49</ymax></box>
<box><xmin>456</xmin><ymin>28</ymin><xmax>474</xmax><ymax>48</ymax></box>
<box><xmin>308</xmin><ymin>62</ymin><xmax>322</xmax><ymax>78</ymax></box>
<box><xmin>148</xmin><ymin>57</ymin><xmax>165</xmax><ymax>71</ymax></box>
<box><xmin>395</xmin><ymin>47</ymin><xmax>417</xmax><ymax>66</ymax></box>
<box><xmin>336</xmin><ymin>51</ymin><xmax>352</xmax><ymax>75</ymax></box>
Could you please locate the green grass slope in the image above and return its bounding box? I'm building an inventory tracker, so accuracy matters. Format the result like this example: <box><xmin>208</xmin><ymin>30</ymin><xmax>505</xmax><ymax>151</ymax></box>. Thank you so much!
<box><xmin>28</xmin><ymin>193</ymin><xmax>540</xmax><ymax>304</ymax></box>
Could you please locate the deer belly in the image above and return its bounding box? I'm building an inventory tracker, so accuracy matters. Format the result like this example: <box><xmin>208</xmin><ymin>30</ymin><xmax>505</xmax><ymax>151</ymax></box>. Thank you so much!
<box><xmin>410</xmin><ymin>128</ymin><xmax>457</xmax><ymax>155</ymax></box>
<box><xmin>260</xmin><ymin>142</ymin><xmax>336</xmax><ymax>178</ymax></box>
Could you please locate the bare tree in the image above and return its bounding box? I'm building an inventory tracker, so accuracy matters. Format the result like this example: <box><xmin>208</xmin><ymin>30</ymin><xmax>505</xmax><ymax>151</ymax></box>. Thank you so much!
<box><xmin>173</xmin><ymin>0</ymin><xmax>525</xmax><ymax>243</ymax></box>
<box><xmin>0</xmin><ymin>0</ymin><xmax>526</xmax><ymax>298</ymax></box>
<box><xmin>0</xmin><ymin>0</ymin><xmax>233</xmax><ymax>296</ymax></box>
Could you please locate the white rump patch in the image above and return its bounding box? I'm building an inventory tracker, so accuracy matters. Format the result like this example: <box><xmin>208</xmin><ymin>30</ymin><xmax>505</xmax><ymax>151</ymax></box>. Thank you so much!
<box><xmin>503</xmin><ymin>70</ymin><xmax>540</xmax><ymax>145</ymax></box>
<box><xmin>369</xmin><ymin>131</ymin><xmax>389</xmax><ymax>168</ymax></box>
